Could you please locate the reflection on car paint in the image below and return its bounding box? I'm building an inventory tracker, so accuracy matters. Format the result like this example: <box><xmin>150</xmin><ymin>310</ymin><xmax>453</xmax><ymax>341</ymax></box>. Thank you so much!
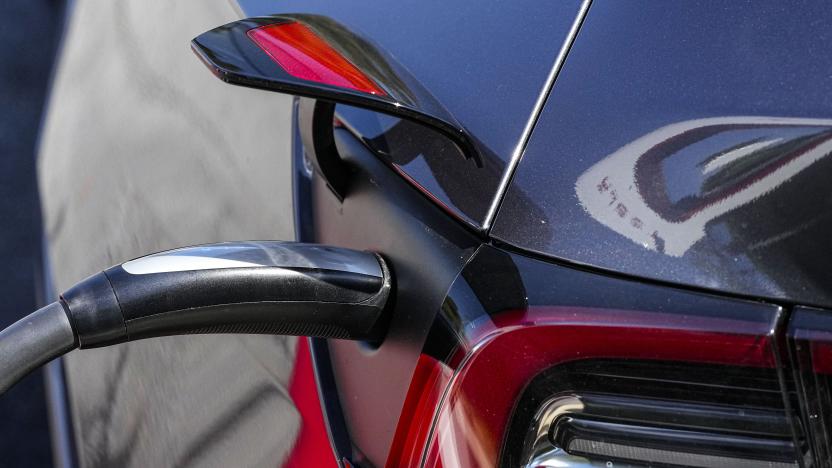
<box><xmin>576</xmin><ymin>117</ymin><xmax>832</xmax><ymax>257</ymax></box>
<box><xmin>334</xmin><ymin>104</ymin><xmax>503</xmax><ymax>226</ymax></box>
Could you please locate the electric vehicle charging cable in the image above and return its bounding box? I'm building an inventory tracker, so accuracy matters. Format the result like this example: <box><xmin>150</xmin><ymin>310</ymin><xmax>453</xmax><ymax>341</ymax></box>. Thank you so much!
<box><xmin>0</xmin><ymin>241</ymin><xmax>392</xmax><ymax>395</ymax></box>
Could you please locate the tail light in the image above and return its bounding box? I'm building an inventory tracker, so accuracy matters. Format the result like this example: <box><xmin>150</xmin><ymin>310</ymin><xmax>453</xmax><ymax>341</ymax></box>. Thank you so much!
<box><xmin>513</xmin><ymin>361</ymin><xmax>797</xmax><ymax>467</ymax></box>
<box><xmin>789</xmin><ymin>306</ymin><xmax>832</xmax><ymax>467</ymax></box>
<box><xmin>386</xmin><ymin>246</ymin><xmax>803</xmax><ymax>467</ymax></box>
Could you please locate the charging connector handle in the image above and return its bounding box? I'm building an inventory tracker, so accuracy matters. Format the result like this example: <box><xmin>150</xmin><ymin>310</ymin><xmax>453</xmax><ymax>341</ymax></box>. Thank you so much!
<box><xmin>60</xmin><ymin>241</ymin><xmax>392</xmax><ymax>347</ymax></box>
<box><xmin>0</xmin><ymin>241</ymin><xmax>392</xmax><ymax>396</ymax></box>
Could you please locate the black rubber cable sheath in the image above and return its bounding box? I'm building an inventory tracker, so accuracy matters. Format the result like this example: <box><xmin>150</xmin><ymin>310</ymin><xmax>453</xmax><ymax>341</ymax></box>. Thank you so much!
<box><xmin>0</xmin><ymin>302</ymin><xmax>76</xmax><ymax>395</ymax></box>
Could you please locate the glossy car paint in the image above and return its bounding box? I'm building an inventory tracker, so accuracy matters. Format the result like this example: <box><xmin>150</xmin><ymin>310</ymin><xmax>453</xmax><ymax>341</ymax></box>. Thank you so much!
<box><xmin>38</xmin><ymin>0</ymin><xmax>832</xmax><ymax>467</ymax></box>
<box><xmin>239</xmin><ymin>0</ymin><xmax>586</xmax><ymax>226</ymax></box>
<box><xmin>333</xmin><ymin>105</ymin><xmax>479</xmax><ymax>226</ymax></box>
<box><xmin>493</xmin><ymin>1</ymin><xmax>832</xmax><ymax>308</ymax></box>
<box><xmin>191</xmin><ymin>14</ymin><xmax>482</xmax><ymax>170</ymax></box>
<box><xmin>41</xmin><ymin>1</ymin><xmax>588</xmax><ymax>464</ymax></box>
<box><xmin>238</xmin><ymin>1</ymin><xmax>595</xmax><ymax>464</ymax></box>
<box><xmin>294</xmin><ymin>109</ymin><xmax>481</xmax><ymax>465</ymax></box>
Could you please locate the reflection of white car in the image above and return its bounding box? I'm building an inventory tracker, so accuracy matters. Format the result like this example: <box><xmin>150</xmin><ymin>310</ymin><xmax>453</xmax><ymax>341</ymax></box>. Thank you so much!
<box><xmin>576</xmin><ymin>116</ymin><xmax>832</xmax><ymax>257</ymax></box>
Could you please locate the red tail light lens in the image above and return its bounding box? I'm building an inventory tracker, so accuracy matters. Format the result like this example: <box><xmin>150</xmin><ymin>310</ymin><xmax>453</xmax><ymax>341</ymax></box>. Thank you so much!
<box><xmin>386</xmin><ymin>355</ymin><xmax>452</xmax><ymax>467</ymax></box>
<box><xmin>387</xmin><ymin>247</ymin><xmax>801</xmax><ymax>467</ymax></box>
<box><xmin>247</xmin><ymin>22</ymin><xmax>386</xmax><ymax>96</ymax></box>
<box><xmin>423</xmin><ymin>308</ymin><xmax>789</xmax><ymax>467</ymax></box>
<box><xmin>284</xmin><ymin>338</ymin><xmax>338</xmax><ymax>468</ymax></box>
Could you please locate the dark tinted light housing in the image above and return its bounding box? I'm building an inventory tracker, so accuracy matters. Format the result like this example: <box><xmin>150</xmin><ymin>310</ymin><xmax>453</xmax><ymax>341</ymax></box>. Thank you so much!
<box><xmin>511</xmin><ymin>361</ymin><xmax>798</xmax><ymax>467</ymax></box>
<box><xmin>788</xmin><ymin>306</ymin><xmax>832</xmax><ymax>466</ymax></box>
<box><xmin>386</xmin><ymin>247</ymin><xmax>802</xmax><ymax>467</ymax></box>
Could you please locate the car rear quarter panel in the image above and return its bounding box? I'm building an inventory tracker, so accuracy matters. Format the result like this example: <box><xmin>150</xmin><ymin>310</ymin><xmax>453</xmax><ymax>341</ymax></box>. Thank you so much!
<box><xmin>493</xmin><ymin>0</ymin><xmax>832</xmax><ymax>308</ymax></box>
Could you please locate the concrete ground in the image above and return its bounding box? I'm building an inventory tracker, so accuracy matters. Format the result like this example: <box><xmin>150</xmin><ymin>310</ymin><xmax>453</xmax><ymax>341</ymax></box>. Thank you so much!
<box><xmin>36</xmin><ymin>0</ymin><xmax>299</xmax><ymax>467</ymax></box>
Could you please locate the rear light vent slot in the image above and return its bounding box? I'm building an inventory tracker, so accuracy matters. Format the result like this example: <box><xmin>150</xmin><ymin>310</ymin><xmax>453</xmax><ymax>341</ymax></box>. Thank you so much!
<box><xmin>506</xmin><ymin>360</ymin><xmax>801</xmax><ymax>468</ymax></box>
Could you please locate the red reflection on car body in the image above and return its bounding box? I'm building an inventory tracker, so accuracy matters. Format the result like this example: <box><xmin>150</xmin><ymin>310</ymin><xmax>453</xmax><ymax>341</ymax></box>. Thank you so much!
<box><xmin>284</xmin><ymin>338</ymin><xmax>337</xmax><ymax>468</ymax></box>
<box><xmin>247</xmin><ymin>22</ymin><xmax>386</xmax><ymax>96</ymax></box>
<box><xmin>386</xmin><ymin>354</ymin><xmax>452</xmax><ymax>467</ymax></box>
